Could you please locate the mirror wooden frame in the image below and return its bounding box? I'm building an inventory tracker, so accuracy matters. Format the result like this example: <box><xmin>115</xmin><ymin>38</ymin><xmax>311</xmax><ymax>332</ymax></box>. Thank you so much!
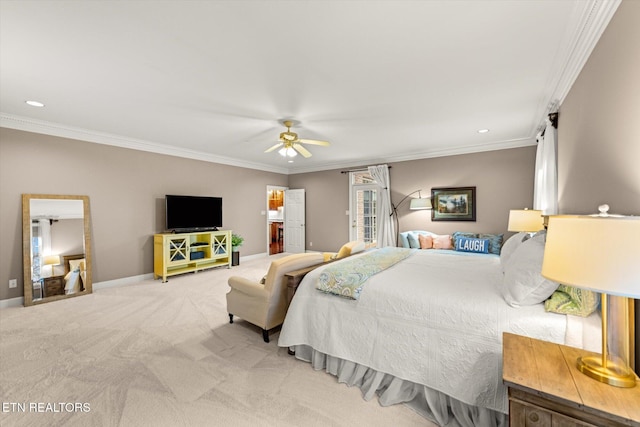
<box><xmin>22</xmin><ymin>194</ymin><xmax>93</xmax><ymax>306</ymax></box>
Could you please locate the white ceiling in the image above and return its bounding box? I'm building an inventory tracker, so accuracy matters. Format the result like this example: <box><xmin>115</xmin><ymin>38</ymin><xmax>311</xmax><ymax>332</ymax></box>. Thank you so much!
<box><xmin>0</xmin><ymin>1</ymin><xmax>620</xmax><ymax>174</ymax></box>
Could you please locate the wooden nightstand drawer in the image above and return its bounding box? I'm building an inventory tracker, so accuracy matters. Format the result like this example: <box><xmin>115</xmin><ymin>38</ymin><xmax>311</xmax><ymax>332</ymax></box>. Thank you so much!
<box><xmin>43</xmin><ymin>276</ymin><xmax>64</xmax><ymax>297</ymax></box>
<box><xmin>509</xmin><ymin>393</ymin><xmax>598</xmax><ymax>427</ymax></box>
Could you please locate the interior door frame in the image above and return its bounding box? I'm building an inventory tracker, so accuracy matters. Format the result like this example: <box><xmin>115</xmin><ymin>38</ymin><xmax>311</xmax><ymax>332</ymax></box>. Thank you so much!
<box><xmin>266</xmin><ymin>185</ymin><xmax>288</xmax><ymax>255</ymax></box>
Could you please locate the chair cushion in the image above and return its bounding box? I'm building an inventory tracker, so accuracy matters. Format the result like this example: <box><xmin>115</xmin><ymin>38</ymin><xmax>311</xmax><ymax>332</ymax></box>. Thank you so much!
<box><xmin>336</xmin><ymin>241</ymin><xmax>365</xmax><ymax>259</ymax></box>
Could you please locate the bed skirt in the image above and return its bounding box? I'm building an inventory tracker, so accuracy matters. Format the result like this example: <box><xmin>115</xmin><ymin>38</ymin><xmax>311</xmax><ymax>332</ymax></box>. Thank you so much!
<box><xmin>291</xmin><ymin>345</ymin><xmax>508</xmax><ymax>427</ymax></box>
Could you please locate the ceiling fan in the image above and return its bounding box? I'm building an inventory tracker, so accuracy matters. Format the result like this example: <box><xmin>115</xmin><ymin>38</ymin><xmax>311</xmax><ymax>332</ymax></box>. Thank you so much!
<box><xmin>264</xmin><ymin>120</ymin><xmax>330</xmax><ymax>158</ymax></box>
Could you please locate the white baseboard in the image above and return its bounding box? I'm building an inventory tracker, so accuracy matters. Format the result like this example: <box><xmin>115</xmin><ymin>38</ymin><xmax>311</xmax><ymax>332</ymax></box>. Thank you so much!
<box><xmin>93</xmin><ymin>273</ymin><xmax>155</xmax><ymax>290</ymax></box>
<box><xmin>0</xmin><ymin>253</ymin><xmax>272</xmax><ymax>308</ymax></box>
<box><xmin>0</xmin><ymin>297</ymin><xmax>24</xmax><ymax>309</ymax></box>
<box><xmin>240</xmin><ymin>252</ymin><xmax>268</xmax><ymax>261</ymax></box>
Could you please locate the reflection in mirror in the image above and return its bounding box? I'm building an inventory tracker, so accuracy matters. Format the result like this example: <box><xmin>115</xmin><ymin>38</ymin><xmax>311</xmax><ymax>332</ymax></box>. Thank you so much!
<box><xmin>22</xmin><ymin>194</ymin><xmax>92</xmax><ymax>306</ymax></box>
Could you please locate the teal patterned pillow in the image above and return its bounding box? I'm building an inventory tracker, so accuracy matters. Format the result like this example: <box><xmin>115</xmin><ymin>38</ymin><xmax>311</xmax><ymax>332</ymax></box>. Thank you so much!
<box><xmin>478</xmin><ymin>233</ymin><xmax>504</xmax><ymax>255</ymax></box>
<box><xmin>544</xmin><ymin>285</ymin><xmax>600</xmax><ymax>317</ymax></box>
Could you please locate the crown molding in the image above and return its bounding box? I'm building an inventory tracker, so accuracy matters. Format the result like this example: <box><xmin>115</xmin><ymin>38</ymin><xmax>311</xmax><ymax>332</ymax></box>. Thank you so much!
<box><xmin>0</xmin><ymin>113</ymin><xmax>289</xmax><ymax>175</ymax></box>
<box><xmin>2</xmin><ymin>112</ymin><xmax>536</xmax><ymax>175</ymax></box>
<box><xmin>531</xmin><ymin>0</ymin><xmax>621</xmax><ymax>135</ymax></box>
<box><xmin>286</xmin><ymin>137</ymin><xmax>536</xmax><ymax>174</ymax></box>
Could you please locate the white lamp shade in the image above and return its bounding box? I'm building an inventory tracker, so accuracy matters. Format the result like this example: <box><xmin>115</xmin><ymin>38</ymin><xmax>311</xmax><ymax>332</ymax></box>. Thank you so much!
<box><xmin>541</xmin><ymin>215</ymin><xmax>640</xmax><ymax>297</ymax></box>
<box><xmin>507</xmin><ymin>209</ymin><xmax>544</xmax><ymax>232</ymax></box>
<box><xmin>410</xmin><ymin>197</ymin><xmax>432</xmax><ymax>210</ymax></box>
<box><xmin>44</xmin><ymin>255</ymin><xmax>61</xmax><ymax>266</ymax></box>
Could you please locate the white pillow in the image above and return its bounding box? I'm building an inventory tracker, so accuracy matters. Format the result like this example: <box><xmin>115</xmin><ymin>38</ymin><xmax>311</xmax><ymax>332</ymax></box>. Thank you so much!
<box><xmin>64</xmin><ymin>270</ymin><xmax>81</xmax><ymax>294</ymax></box>
<box><xmin>502</xmin><ymin>233</ymin><xmax>559</xmax><ymax>307</ymax></box>
<box><xmin>500</xmin><ymin>232</ymin><xmax>529</xmax><ymax>271</ymax></box>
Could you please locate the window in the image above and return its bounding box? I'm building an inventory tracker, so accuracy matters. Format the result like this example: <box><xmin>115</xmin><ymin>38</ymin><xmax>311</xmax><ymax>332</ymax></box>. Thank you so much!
<box><xmin>349</xmin><ymin>171</ymin><xmax>378</xmax><ymax>245</ymax></box>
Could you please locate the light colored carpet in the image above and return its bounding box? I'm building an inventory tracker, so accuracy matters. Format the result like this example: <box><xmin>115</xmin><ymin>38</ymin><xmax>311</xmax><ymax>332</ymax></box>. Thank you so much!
<box><xmin>0</xmin><ymin>254</ymin><xmax>434</xmax><ymax>427</ymax></box>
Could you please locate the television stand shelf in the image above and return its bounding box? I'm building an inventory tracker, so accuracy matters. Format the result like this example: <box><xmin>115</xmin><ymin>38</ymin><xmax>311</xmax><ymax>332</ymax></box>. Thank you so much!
<box><xmin>153</xmin><ymin>230</ymin><xmax>232</xmax><ymax>282</ymax></box>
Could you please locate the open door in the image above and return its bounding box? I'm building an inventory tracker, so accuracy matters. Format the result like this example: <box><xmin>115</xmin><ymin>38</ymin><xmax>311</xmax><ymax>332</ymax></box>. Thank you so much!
<box><xmin>267</xmin><ymin>186</ymin><xmax>286</xmax><ymax>255</ymax></box>
<box><xmin>284</xmin><ymin>189</ymin><xmax>305</xmax><ymax>253</ymax></box>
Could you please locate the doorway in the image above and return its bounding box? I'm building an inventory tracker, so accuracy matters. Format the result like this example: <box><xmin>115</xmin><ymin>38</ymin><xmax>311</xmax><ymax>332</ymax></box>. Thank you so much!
<box><xmin>349</xmin><ymin>171</ymin><xmax>378</xmax><ymax>246</ymax></box>
<box><xmin>267</xmin><ymin>186</ymin><xmax>286</xmax><ymax>255</ymax></box>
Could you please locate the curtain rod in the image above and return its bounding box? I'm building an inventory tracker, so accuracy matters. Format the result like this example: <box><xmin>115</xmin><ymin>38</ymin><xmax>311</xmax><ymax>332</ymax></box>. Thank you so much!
<box><xmin>340</xmin><ymin>166</ymin><xmax>392</xmax><ymax>174</ymax></box>
<box><xmin>539</xmin><ymin>112</ymin><xmax>559</xmax><ymax>139</ymax></box>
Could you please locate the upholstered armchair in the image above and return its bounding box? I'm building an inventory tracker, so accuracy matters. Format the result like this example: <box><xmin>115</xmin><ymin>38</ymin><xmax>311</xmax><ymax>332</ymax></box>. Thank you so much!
<box><xmin>322</xmin><ymin>240</ymin><xmax>365</xmax><ymax>262</ymax></box>
<box><xmin>227</xmin><ymin>252</ymin><xmax>324</xmax><ymax>342</ymax></box>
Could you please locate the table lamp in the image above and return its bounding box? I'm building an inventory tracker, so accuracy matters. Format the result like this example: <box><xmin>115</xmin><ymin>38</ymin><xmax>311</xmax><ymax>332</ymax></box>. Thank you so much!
<box><xmin>508</xmin><ymin>208</ymin><xmax>544</xmax><ymax>234</ymax></box>
<box><xmin>542</xmin><ymin>214</ymin><xmax>640</xmax><ymax>387</ymax></box>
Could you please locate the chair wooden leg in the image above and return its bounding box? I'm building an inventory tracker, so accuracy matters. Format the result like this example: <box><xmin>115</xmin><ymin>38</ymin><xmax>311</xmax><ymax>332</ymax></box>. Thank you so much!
<box><xmin>262</xmin><ymin>329</ymin><xmax>269</xmax><ymax>343</ymax></box>
<box><xmin>229</xmin><ymin>314</ymin><xmax>234</xmax><ymax>324</ymax></box>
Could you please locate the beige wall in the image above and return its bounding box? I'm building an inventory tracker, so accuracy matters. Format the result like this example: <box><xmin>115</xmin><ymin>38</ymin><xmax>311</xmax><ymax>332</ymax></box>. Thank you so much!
<box><xmin>389</xmin><ymin>147</ymin><xmax>537</xmax><ymax>236</ymax></box>
<box><xmin>0</xmin><ymin>128</ymin><xmax>288</xmax><ymax>300</ymax></box>
<box><xmin>556</xmin><ymin>0</ymin><xmax>640</xmax><ymax>373</ymax></box>
<box><xmin>288</xmin><ymin>169</ymin><xmax>351</xmax><ymax>252</ymax></box>
<box><xmin>290</xmin><ymin>146</ymin><xmax>537</xmax><ymax>252</ymax></box>
<box><xmin>558</xmin><ymin>0</ymin><xmax>640</xmax><ymax>215</ymax></box>
<box><xmin>51</xmin><ymin>218</ymin><xmax>85</xmax><ymax>259</ymax></box>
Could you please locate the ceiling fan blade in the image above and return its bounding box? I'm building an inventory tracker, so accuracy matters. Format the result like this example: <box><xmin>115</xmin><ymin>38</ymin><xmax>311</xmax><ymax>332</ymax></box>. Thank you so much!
<box><xmin>264</xmin><ymin>142</ymin><xmax>283</xmax><ymax>153</ymax></box>
<box><xmin>298</xmin><ymin>138</ymin><xmax>331</xmax><ymax>147</ymax></box>
<box><xmin>293</xmin><ymin>143</ymin><xmax>312</xmax><ymax>158</ymax></box>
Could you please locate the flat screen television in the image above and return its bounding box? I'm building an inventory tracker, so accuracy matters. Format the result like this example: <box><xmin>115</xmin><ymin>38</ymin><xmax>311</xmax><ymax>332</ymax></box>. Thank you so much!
<box><xmin>165</xmin><ymin>195</ymin><xmax>223</xmax><ymax>232</ymax></box>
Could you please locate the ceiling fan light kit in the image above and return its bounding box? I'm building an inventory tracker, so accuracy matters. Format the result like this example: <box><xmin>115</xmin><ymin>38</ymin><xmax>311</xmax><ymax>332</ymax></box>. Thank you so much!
<box><xmin>278</xmin><ymin>146</ymin><xmax>297</xmax><ymax>157</ymax></box>
<box><xmin>264</xmin><ymin>120</ymin><xmax>331</xmax><ymax>159</ymax></box>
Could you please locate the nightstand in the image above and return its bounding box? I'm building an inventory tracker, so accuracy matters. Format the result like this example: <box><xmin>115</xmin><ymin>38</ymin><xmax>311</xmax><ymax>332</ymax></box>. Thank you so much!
<box><xmin>284</xmin><ymin>262</ymin><xmax>325</xmax><ymax>305</ymax></box>
<box><xmin>43</xmin><ymin>275</ymin><xmax>65</xmax><ymax>297</ymax></box>
<box><xmin>502</xmin><ymin>332</ymin><xmax>640</xmax><ymax>427</ymax></box>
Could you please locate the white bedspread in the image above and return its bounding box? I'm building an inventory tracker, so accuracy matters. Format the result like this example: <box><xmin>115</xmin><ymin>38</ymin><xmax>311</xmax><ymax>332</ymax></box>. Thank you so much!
<box><xmin>278</xmin><ymin>249</ymin><xmax>599</xmax><ymax>414</ymax></box>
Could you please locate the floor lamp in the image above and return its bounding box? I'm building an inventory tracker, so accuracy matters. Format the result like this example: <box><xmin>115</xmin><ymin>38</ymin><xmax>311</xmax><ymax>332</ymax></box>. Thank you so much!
<box><xmin>390</xmin><ymin>190</ymin><xmax>431</xmax><ymax>246</ymax></box>
<box><xmin>542</xmin><ymin>214</ymin><xmax>639</xmax><ymax>387</ymax></box>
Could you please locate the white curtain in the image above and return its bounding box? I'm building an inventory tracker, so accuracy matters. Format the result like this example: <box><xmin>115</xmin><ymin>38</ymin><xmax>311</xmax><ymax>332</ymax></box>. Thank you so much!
<box><xmin>533</xmin><ymin>118</ymin><xmax>558</xmax><ymax>215</ymax></box>
<box><xmin>368</xmin><ymin>164</ymin><xmax>396</xmax><ymax>248</ymax></box>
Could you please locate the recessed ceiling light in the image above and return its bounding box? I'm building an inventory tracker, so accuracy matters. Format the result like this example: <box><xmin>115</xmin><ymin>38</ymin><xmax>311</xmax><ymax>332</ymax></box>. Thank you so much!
<box><xmin>288</xmin><ymin>160</ymin><xmax>294</xmax><ymax>163</ymax></box>
<box><xmin>478</xmin><ymin>129</ymin><xmax>490</xmax><ymax>134</ymax></box>
<box><xmin>26</xmin><ymin>100</ymin><xmax>45</xmax><ymax>107</ymax></box>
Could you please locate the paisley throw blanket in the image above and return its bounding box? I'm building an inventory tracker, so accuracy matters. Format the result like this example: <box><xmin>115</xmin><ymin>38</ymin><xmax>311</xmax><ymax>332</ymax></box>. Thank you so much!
<box><xmin>316</xmin><ymin>247</ymin><xmax>415</xmax><ymax>299</ymax></box>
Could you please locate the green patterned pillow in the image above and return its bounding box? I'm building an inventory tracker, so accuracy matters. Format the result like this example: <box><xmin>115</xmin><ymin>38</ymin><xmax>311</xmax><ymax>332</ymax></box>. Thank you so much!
<box><xmin>544</xmin><ymin>285</ymin><xmax>600</xmax><ymax>317</ymax></box>
<box><xmin>478</xmin><ymin>233</ymin><xmax>504</xmax><ymax>255</ymax></box>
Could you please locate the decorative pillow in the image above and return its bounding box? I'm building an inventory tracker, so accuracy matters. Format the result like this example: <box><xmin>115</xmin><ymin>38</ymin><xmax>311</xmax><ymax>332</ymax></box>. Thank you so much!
<box><xmin>502</xmin><ymin>233</ymin><xmax>559</xmax><ymax>307</ymax></box>
<box><xmin>500</xmin><ymin>232</ymin><xmax>527</xmax><ymax>271</ymax></box>
<box><xmin>406</xmin><ymin>233</ymin><xmax>421</xmax><ymax>249</ymax></box>
<box><xmin>452</xmin><ymin>231</ymin><xmax>477</xmax><ymax>249</ymax></box>
<box><xmin>432</xmin><ymin>234</ymin><xmax>453</xmax><ymax>250</ymax></box>
<box><xmin>403</xmin><ymin>231</ymin><xmax>436</xmax><ymax>249</ymax></box>
<box><xmin>69</xmin><ymin>258</ymin><xmax>86</xmax><ymax>272</ymax></box>
<box><xmin>418</xmin><ymin>234</ymin><xmax>433</xmax><ymax>249</ymax></box>
<box><xmin>545</xmin><ymin>285</ymin><xmax>600</xmax><ymax>317</ymax></box>
<box><xmin>478</xmin><ymin>233</ymin><xmax>504</xmax><ymax>255</ymax></box>
<box><xmin>455</xmin><ymin>237</ymin><xmax>490</xmax><ymax>254</ymax></box>
<box><xmin>64</xmin><ymin>270</ymin><xmax>81</xmax><ymax>294</ymax></box>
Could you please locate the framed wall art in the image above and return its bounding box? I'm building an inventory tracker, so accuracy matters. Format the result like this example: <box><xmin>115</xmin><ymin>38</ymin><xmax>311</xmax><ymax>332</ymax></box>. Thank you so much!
<box><xmin>431</xmin><ymin>187</ymin><xmax>476</xmax><ymax>221</ymax></box>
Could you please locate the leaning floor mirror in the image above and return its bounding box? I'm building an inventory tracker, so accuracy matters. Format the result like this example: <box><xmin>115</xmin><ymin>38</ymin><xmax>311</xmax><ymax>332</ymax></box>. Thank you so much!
<box><xmin>22</xmin><ymin>194</ymin><xmax>93</xmax><ymax>306</ymax></box>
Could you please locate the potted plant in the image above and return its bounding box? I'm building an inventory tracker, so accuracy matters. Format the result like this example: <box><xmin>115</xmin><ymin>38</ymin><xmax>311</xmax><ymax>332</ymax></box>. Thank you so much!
<box><xmin>231</xmin><ymin>233</ymin><xmax>243</xmax><ymax>266</ymax></box>
<box><xmin>231</xmin><ymin>233</ymin><xmax>244</xmax><ymax>252</ymax></box>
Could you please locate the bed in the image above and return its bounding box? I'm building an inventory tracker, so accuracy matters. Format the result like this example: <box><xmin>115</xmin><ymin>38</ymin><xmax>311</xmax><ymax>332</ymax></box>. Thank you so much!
<box><xmin>62</xmin><ymin>253</ymin><xmax>87</xmax><ymax>294</ymax></box>
<box><xmin>278</xmin><ymin>232</ymin><xmax>601</xmax><ymax>427</ymax></box>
